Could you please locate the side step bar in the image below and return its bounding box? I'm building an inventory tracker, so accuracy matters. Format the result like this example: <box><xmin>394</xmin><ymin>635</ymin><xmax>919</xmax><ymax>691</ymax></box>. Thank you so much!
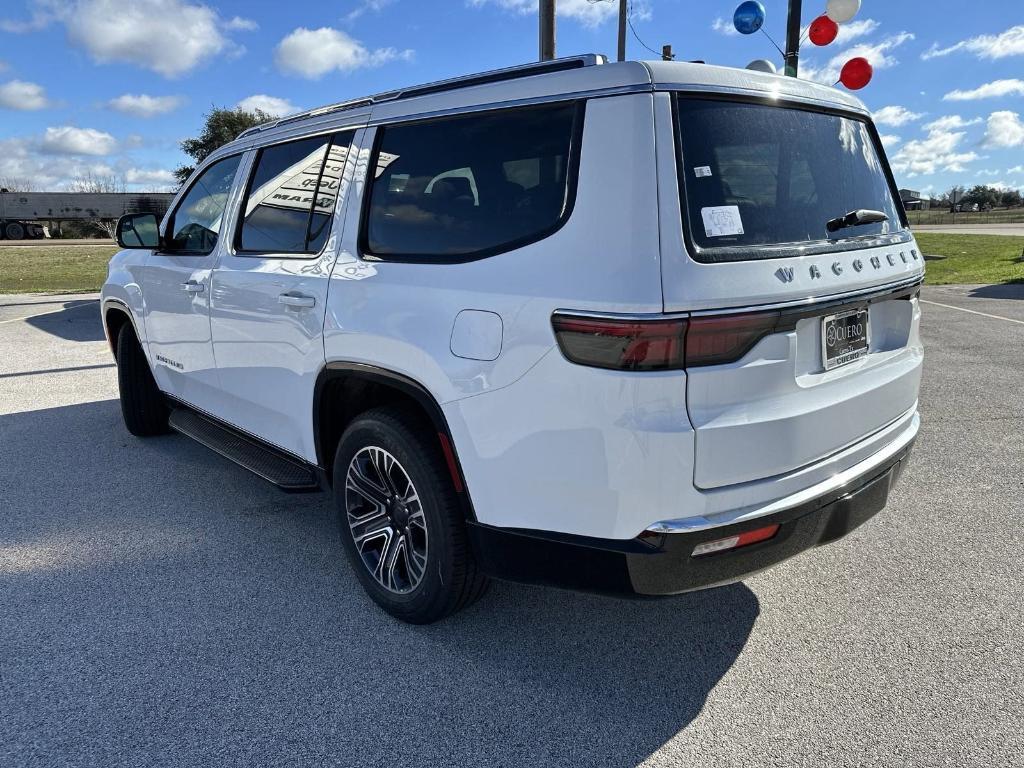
<box><xmin>168</xmin><ymin>407</ymin><xmax>321</xmax><ymax>492</ymax></box>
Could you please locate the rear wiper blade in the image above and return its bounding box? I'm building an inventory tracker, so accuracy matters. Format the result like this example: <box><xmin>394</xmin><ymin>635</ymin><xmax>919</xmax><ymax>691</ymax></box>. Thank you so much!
<box><xmin>826</xmin><ymin>208</ymin><xmax>889</xmax><ymax>233</ymax></box>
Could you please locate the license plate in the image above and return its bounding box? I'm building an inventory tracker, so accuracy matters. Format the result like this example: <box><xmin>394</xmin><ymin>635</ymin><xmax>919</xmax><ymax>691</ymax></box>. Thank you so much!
<box><xmin>821</xmin><ymin>309</ymin><xmax>869</xmax><ymax>370</ymax></box>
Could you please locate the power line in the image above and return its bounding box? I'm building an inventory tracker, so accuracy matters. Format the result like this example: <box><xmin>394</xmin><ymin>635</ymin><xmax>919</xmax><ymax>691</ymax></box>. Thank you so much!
<box><xmin>626</xmin><ymin>1</ymin><xmax>666</xmax><ymax>59</ymax></box>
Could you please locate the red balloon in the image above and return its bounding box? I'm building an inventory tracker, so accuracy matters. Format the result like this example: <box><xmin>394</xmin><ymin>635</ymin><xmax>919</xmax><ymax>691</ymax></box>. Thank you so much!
<box><xmin>809</xmin><ymin>14</ymin><xmax>838</xmax><ymax>46</ymax></box>
<box><xmin>839</xmin><ymin>57</ymin><xmax>873</xmax><ymax>89</ymax></box>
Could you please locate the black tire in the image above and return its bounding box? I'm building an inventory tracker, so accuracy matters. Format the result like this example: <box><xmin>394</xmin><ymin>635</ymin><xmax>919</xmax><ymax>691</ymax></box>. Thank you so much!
<box><xmin>333</xmin><ymin>406</ymin><xmax>489</xmax><ymax>624</ymax></box>
<box><xmin>4</xmin><ymin>222</ymin><xmax>25</xmax><ymax>240</ymax></box>
<box><xmin>115</xmin><ymin>322</ymin><xmax>169</xmax><ymax>436</ymax></box>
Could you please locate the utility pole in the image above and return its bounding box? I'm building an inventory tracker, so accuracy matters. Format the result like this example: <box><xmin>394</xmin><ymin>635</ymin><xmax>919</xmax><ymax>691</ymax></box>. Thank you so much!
<box><xmin>617</xmin><ymin>0</ymin><xmax>627</xmax><ymax>61</ymax></box>
<box><xmin>539</xmin><ymin>0</ymin><xmax>556</xmax><ymax>61</ymax></box>
<box><xmin>783</xmin><ymin>0</ymin><xmax>803</xmax><ymax>77</ymax></box>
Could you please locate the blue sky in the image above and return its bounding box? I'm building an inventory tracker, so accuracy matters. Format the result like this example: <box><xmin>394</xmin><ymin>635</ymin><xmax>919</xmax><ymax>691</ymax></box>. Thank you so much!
<box><xmin>1</xmin><ymin>0</ymin><xmax>1022</xmax><ymax>196</ymax></box>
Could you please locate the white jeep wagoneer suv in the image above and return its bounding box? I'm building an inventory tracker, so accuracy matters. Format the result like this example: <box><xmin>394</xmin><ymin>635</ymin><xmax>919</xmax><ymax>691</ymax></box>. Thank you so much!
<box><xmin>103</xmin><ymin>56</ymin><xmax>923</xmax><ymax>623</ymax></box>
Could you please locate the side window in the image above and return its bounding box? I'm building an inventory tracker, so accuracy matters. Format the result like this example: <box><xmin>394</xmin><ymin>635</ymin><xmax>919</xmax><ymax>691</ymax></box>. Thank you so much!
<box><xmin>363</xmin><ymin>101</ymin><xmax>580</xmax><ymax>260</ymax></box>
<box><xmin>166</xmin><ymin>154</ymin><xmax>242</xmax><ymax>254</ymax></box>
<box><xmin>236</xmin><ymin>131</ymin><xmax>353</xmax><ymax>255</ymax></box>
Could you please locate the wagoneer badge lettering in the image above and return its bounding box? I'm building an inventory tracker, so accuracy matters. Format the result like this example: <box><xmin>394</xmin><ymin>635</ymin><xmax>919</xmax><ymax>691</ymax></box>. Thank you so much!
<box><xmin>831</xmin><ymin>262</ymin><xmax>843</xmax><ymax>276</ymax></box>
<box><xmin>809</xmin><ymin>264</ymin><xmax>821</xmax><ymax>279</ymax></box>
<box><xmin>776</xmin><ymin>266</ymin><xmax>795</xmax><ymax>283</ymax></box>
<box><xmin>852</xmin><ymin>259</ymin><xmax>863</xmax><ymax>272</ymax></box>
<box><xmin>887</xmin><ymin>254</ymin><xmax>896</xmax><ymax>266</ymax></box>
<box><xmin>871</xmin><ymin>256</ymin><xmax>882</xmax><ymax>269</ymax></box>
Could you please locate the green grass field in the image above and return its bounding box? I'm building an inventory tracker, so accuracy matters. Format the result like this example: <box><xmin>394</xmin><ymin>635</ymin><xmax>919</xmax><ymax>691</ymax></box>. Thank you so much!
<box><xmin>0</xmin><ymin>244</ymin><xmax>117</xmax><ymax>293</ymax></box>
<box><xmin>914</xmin><ymin>233</ymin><xmax>1024</xmax><ymax>285</ymax></box>
<box><xmin>1</xmin><ymin>234</ymin><xmax>1021</xmax><ymax>293</ymax></box>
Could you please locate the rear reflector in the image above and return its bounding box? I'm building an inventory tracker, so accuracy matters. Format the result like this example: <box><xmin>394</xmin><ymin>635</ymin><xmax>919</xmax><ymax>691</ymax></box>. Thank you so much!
<box><xmin>691</xmin><ymin>523</ymin><xmax>780</xmax><ymax>557</ymax></box>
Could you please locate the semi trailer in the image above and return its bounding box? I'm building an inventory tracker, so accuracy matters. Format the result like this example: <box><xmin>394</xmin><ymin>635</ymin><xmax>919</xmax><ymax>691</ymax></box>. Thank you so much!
<box><xmin>0</xmin><ymin>192</ymin><xmax>174</xmax><ymax>239</ymax></box>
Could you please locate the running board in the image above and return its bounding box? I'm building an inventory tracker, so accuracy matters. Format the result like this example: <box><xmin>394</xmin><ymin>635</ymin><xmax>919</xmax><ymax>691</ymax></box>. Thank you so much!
<box><xmin>168</xmin><ymin>407</ymin><xmax>321</xmax><ymax>492</ymax></box>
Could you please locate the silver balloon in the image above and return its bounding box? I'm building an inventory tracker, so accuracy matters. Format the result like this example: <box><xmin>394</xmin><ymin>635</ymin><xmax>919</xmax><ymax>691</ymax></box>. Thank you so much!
<box><xmin>746</xmin><ymin>59</ymin><xmax>777</xmax><ymax>74</ymax></box>
<box><xmin>825</xmin><ymin>0</ymin><xmax>861</xmax><ymax>23</ymax></box>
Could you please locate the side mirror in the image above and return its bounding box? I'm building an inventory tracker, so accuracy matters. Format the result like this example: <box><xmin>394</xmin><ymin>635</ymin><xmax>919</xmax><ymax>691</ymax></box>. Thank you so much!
<box><xmin>116</xmin><ymin>213</ymin><xmax>161</xmax><ymax>249</ymax></box>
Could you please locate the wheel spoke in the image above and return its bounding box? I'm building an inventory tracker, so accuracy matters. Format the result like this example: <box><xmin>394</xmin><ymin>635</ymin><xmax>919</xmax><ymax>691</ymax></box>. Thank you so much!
<box><xmin>347</xmin><ymin>462</ymin><xmax>389</xmax><ymax>507</ymax></box>
<box><xmin>375</xmin><ymin>531</ymin><xmax>402</xmax><ymax>591</ymax></box>
<box><xmin>369</xmin><ymin>447</ymin><xmax>400</xmax><ymax>498</ymax></box>
<box><xmin>349</xmin><ymin>509</ymin><xmax>391</xmax><ymax>547</ymax></box>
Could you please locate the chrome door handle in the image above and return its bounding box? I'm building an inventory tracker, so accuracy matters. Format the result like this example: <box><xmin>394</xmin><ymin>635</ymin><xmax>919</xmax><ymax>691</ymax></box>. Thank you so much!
<box><xmin>181</xmin><ymin>281</ymin><xmax>205</xmax><ymax>293</ymax></box>
<box><xmin>278</xmin><ymin>293</ymin><xmax>316</xmax><ymax>309</ymax></box>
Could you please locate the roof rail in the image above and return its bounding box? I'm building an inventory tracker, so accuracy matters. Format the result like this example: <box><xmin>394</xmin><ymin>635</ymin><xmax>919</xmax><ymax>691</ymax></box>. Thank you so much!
<box><xmin>236</xmin><ymin>54</ymin><xmax>606</xmax><ymax>140</ymax></box>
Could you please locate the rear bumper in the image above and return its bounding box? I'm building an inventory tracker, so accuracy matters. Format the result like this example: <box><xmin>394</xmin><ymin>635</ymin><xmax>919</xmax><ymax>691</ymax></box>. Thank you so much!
<box><xmin>468</xmin><ymin>440</ymin><xmax>913</xmax><ymax>597</ymax></box>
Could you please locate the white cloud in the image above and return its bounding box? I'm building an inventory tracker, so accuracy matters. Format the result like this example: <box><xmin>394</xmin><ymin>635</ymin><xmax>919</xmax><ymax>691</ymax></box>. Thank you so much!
<box><xmin>469</xmin><ymin>0</ymin><xmax>642</xmax><ymax>28</ymax></box>
<box><xmin>879</xmin><ymin>134</ymin><xmax>901</xmax><ymax>148</ymax></box>
<box><xmin>40</xmin><ymin>126</ymin><xmax>117</xmax><ymax>156</ymax></box>
<box><xmin>237</xmin><ymin>95</ymin><xmax>300</xmax><ymax>117</ymax></box>
<box><xmin>107</xmin><ymin>93</ymin><xmax>183</xmax><ymax>118</ymax></box>
<box><xmin>346</xmin><ymin>0</ymin><xmax>395</xmax><ymax>23</ymax></box>
<box><xmin>834</xmin><ymin>18</ymin><xmax>880</xmax><ymax>46</ymax></box>
<box><xmin>922</xmin><ymin>25</ymin><xmax>1024</xmax><ymax>61</ymax></box>
<box><xmin>975</xmin><ymin>169</ymin><xmax>999</xmax><ymax>177</ymax></box>
<box><xmin>873</xmin><ymin>106</ymin><xmax>923</xmax><ymax>127</ymax></box>
<box><xmin>0</xmin><ymin>80</ymin><xmax>50</xmax><ymax>110</ymax></box>
<box><xmin>889</xmin><ymin>119</ymin><xmax>979</xmax><ymax>177</ymax></box>
<box><xmin>943</xmin><ymin>79</ymin><xmax>1024</xmax><ymax>101</ymax></box>
<box><xmin>224</xmin><ymin>16</ymin><xmax>257</xmax><ymax>31</ymax></box>
<box><xmin>124</xmin><ymin>168</ymin><xmax>176</xmax><ymax>186</ymax></box>
<box><xmin>1008</xmin><ymin>165</ymin><xmax>1024</xmax><ymax>174</ymax></box>
<box><xmin>50</xmin><ymin>0</ymin><xmax>236</xmax><ymax>78</ymax></box>
<box><xmin>800</xmin><ymin>32</ymin><xmax>914</xmax><ymax>85</ymax></box>
<box><xmin>711</xmin><ymin>17</ymin><xmax>740</xmax><ymax>37</ymax></box>
<box><xmin>922</xmin><ymin>115</ymin><xmax>982</xmax><ymax>132</ymax></box>
<box><xmin>275</xmin><ymin>27</ymin><xmax>413</xmax><ymax>78</ymax></box>
<box><xmin>983</xmin><ymin>110</ymin><xmax>1024</xmax><ymax>148</ymax></box>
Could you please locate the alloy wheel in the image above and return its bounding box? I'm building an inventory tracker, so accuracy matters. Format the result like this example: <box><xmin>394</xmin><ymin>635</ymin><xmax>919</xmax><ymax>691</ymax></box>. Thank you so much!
<box><xmin>344</xmin><ymin>446</ymin><xmax>428</xmax><ymax>594</ymax></box>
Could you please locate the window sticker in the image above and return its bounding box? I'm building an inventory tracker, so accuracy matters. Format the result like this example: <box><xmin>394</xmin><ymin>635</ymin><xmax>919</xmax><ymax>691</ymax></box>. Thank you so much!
<box><xmin>701</xmin><ymin>205</ymin><xmax>744</xmax><ymax>237</ymax></box>
<box><xmin>693</xmin><ymin>165</ymin><xmax>712</xmax><ymax>178</ymax></box>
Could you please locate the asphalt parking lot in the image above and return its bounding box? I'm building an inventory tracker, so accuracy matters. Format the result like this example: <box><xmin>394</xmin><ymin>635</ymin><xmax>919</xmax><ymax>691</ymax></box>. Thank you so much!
<box><xmin>1</xmin><ymin>287</ymin><xmax>1022</xmax><ymax>767</ymax></box>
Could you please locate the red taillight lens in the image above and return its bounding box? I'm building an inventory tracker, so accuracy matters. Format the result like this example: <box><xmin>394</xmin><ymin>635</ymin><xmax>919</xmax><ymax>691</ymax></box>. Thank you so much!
<box><xmin>553</xmin><ymin>309</ymin><xmax>783</xmax><ymax>371</ymax></box>
<box><xmin>552</xmin><ymin>315</ymin><xmax>687</xmax><ymax>371</ymax></box>
<box><xmin>685</xmin><ymin>311</ymin><xmax>781</xmax><ymax>367</ymax></box>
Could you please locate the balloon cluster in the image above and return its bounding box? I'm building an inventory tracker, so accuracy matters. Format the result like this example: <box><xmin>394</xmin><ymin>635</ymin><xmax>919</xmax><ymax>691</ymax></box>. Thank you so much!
<box><xmin>732</xmin><ymin>0</ymin><xmax>873</xmax><ymax>90</ymax></box>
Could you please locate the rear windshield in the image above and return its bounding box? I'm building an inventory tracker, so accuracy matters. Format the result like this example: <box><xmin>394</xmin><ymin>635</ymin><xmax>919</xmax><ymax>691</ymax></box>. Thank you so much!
<box><xmin>674</xmin><ymin>96</ymin><xmax>906</xmax><ymax>262</ymax></box>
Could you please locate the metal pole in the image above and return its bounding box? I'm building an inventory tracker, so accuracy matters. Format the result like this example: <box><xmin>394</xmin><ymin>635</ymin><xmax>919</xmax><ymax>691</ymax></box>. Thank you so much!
<box><xmin>784</xmin><ymin>0</ymin><xmax>802</xmax><ymax>77</ymax></box>
<box><xmin>539</xmin><ymin>0</ymin><xmax>556</xmax><ymax>61</ymax></box>
<box><xmin>617</xmin><ymin>0</ymin><xmax>627</xmax><ymax>61</ymax></box>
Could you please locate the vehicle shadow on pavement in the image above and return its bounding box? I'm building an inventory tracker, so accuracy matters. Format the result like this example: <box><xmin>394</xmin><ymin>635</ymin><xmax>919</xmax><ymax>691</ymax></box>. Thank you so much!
<box><xmin>1</xmin><ymin>399</ymin><xmax>758</xmax><ymax>767</ymax></box>
<box><xmin>968</xmin><ymin>283</ymin><xmax>1024</xmax><ymax>299</ymax></box>
<box><xmin>23</xmin><ymin>299</ymin><xmax>104</xmax><ymax>342</ymax></box>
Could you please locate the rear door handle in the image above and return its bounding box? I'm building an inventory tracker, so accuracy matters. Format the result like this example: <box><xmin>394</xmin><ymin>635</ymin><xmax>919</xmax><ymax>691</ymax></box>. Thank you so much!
<box><xmin>181</xmin><ymin>280</ymin><xmax>205</xmax><ymax>293</ymax></box>
<box><xmin>278</xmin><ymin>292</ymin><xmax>316</xmax><ymax>309</ymax></box>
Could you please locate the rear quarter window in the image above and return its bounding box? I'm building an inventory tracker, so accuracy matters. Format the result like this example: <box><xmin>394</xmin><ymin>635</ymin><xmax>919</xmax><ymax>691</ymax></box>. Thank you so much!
<box><xmin>361</xmin><ymin>101</ymin><xmax>582</xmax><ymax>262</ymax></box>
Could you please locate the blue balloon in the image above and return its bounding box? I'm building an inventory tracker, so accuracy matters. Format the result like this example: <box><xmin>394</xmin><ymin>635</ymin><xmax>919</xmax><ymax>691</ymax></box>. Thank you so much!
<box><xmin>733</xmin><ymin>1</ymin><xmax>766</xmax><ymax>35</ymax></box>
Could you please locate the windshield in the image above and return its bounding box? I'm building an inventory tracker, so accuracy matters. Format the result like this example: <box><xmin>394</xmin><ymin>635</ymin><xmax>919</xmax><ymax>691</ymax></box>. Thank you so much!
<box><xmin>674</xmin><ymin>96</ymin><xmax>906</xmax><ymax>262</ymax></box>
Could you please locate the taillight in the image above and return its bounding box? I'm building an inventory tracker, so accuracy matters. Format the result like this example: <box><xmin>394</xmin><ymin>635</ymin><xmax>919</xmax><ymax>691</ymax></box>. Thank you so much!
<box><xmin>552</xmin><ymin>309</ymin><xmax>781</xmax><ymax>370</ymax></box>
<box><xmin>685</xmin><ymin>310</ymin><xmax>781</xmax><ymax>367</ymax></box>
<box><xmin>551</xmin><ymin>315</ymin><xmax>687</xmax><ymax>371</ymax></box>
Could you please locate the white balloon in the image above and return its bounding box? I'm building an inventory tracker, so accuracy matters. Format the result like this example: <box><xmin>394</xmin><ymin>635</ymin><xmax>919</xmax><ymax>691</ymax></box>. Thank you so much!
<box><xmin>825</xmin><ymin>0</ymin><xmax>860</xmax><ymax>23</ymax></box>
<box><xmin>746</xmin><ymin>59</ymin><xmax>777</xmax><ymax>73</ymax></box>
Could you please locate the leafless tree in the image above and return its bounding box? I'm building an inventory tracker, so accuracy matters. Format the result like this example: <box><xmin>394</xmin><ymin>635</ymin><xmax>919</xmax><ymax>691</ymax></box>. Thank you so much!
<box><xmin>67</xmin><ymin>172</ymin><xmax>127</xmax><ymax>238</ymax></box>
<box><xmin>0</xmin><ymin>176</ymin><xmax>36</xmax><ymax>192</ymax></box>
